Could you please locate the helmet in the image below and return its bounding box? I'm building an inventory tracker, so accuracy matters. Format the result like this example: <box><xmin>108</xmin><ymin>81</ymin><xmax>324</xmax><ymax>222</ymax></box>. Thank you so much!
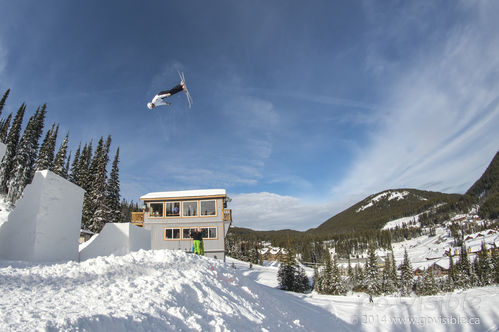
<box><xmin>147</xmin><ymin>102</ymin><xmax>154</xmax><ymax>109</ymax></box>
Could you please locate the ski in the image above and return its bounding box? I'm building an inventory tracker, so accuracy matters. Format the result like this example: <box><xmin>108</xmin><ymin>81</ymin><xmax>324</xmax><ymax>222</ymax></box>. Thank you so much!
<box><xmin>178</xmin><ymin>71</ymin><xmax>193</xmax><ymax>108</ymax></box>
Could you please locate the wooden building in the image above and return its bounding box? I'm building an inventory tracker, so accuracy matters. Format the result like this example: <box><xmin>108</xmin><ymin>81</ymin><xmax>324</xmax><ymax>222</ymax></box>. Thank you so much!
<box><xmin>132</xmin><ymin>189</ymin><xmax>232</xmax><ymax>260</ymax></box>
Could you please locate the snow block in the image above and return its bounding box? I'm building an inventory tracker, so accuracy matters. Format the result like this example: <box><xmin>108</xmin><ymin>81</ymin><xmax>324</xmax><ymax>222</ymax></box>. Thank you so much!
<box><xmin>79</xmin><ymin>223</ymin><xmax>151</xmax><ymax>261</ymax></box>
<box><xmin>0</xmin><ymin>142</ymin><xmax>6</xmax><ymax>160</ymax></box>
<box><xmin>0</xmin><ymin>170</ymin><xmax>84</xmax><ymax>262</ymax></box>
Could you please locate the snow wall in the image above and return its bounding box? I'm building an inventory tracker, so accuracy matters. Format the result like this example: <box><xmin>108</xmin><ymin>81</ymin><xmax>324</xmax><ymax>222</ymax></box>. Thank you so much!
<box><xmin>79</xmin><ymin>223</ymin><xmax>151</xmax><ymax>261</ymax></box>
<box><xmin>0</xmin><ymin>170</ymin><xmax>85</xmax><ymax>262</ymax></box>
<box><xmin>0</xmin><ymin>142</ymin><xmax>6</xmax><ymax>160</ymax></box>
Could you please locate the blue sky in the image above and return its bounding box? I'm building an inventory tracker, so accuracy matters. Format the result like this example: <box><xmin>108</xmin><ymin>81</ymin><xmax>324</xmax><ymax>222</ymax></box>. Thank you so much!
<box><xmin>1</xmin><ymin>1</ymin><xmax>498</xmax><ymax>231</ymax></box>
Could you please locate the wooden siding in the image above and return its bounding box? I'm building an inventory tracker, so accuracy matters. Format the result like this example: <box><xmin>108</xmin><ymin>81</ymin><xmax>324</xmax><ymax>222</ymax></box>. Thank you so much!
<box><xmin>223</xmin><ymin>209</ymin><xmax>232</xmax><ymax>221</ymax></box>
<box><xmin>131</xmin><ymin>212</ymin><xmax>144</xmax><ymax>227</ymax></box>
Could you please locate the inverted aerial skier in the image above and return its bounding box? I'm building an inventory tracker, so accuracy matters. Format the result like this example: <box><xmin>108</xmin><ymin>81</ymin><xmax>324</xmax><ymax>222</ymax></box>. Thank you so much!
<box><xmin>147</xmin><ymin>72</ymin><xmax>193</xmax><ymax>109</ymax></box>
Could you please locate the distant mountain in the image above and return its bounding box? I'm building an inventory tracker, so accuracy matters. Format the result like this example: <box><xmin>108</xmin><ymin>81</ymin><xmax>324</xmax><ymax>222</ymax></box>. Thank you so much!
<box><xmin>307</xmin><ymin>189</ymin><xmax>461</xmax><ymax>235</ymax></box>
<box><xmin>229</xmin><ymin>150</ymin><xmax>499</xmax><ymax>239</ymax></box>
<box><xmin>466</xmin><ymin>150</ymin><xmax>499</xmax><ymax>218</ymax></box>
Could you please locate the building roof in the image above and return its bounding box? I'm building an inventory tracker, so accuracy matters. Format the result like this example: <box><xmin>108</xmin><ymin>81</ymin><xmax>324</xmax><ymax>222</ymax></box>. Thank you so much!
<box><xmin>141</xmin><ymin>189</ymin><xmax>227</xmax><ymax>200</ymax></box>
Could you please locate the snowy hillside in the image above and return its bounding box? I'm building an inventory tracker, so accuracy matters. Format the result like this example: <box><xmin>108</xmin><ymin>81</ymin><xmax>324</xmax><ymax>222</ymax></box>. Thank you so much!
<box><xmin>0</xmin><ymin>250</ymin><xmax>340</xmax><ymax>331</ymax></box>
<box><xmin>1</xmin><ymin>249</ymin><xmax>498</xmax><ymax>331</ymax></box>
<box><xmin>312</xmin><ymin>188</ymin><xmax>458</xmax><ymax>234</ymax></box>
<box><xmin>356</xmin><ymin>190</ymin><xmax>413</xmax><ymax>212</ymax></box>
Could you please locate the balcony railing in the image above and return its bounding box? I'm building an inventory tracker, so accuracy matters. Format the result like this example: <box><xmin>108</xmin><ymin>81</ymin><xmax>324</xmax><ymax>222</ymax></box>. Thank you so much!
<box><xmin>131</xmin><ymin>212</ymin><xmax>144</xmax><ymax>227</ymax></box>
<box><xmin>223</xmin><ymin>209</ymin><xmax>232</xmax><ymax>221</ymax></box>
<box><xmin>132</xmin><ymin>210</ymin><xmax>231</xmax><ymax>224</ymax></box>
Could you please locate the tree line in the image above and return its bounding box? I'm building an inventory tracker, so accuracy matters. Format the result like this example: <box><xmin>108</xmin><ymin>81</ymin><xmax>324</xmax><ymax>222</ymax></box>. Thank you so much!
<box><xmin>0</xmin><ymin>89</ymin><xmax>138</xmax><ymax>233</ymax></box>
<box><xmin>279</xmin><ymin>240</ymin><xmax>499</xmax><ymax>296</ymax></box>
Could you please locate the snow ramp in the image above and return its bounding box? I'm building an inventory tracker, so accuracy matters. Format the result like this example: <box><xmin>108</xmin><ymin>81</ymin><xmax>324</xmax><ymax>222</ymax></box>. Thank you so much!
<box><xmin>79</xmin><ymin>222</ymin><xmax>150</xmax><ymax>261</ymax></box>
<box><xmin>0</xmin><ymin>250</ymin><xmax>347</xmax><ymax>331</ymax></box>
<box><xmin>0</xmin><ymin>170</ymin><xmax>84</xmax><ymax>262</ymax></box>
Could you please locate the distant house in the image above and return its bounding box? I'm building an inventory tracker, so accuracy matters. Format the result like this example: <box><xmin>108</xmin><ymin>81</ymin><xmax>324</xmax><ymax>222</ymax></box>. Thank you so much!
<box><xmin>268</xmin><ymin>247</ymin><xmax>282</xmax><ymax>260</ymax></box>
<box><xmin>425</xmin><ymin>251</ymin><xmax>443</xmax><ymax>261</ymax></box>
<box><xmin>132</xmin><ymin>189</ymin><xmax>232</xmax><ymax>260</ymax></box>
<box><xmin>258</xmin><ymin>246</ymin><xmax>288</xmax><ymax>261</ymax></box>
<box><xmin>79</xmin><ymin>229</ymin><xmax>94</xmax><ymax>244</ymax></box>
<box><xmin>429</xmin><ymin>259</ymin><xmax>449</xmax><ymax>276</ymax></box>
<box><xmin>258</xmin><ymin>247</ymin><xmax>270</xmax><ymax>259</ymax></box>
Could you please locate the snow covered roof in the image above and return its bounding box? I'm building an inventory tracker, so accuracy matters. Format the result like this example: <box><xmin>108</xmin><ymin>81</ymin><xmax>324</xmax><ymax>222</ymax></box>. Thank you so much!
<box><xmin>269</xmin><ymin>248</ymin><xmax>280</xmax><ymax>255</ymax></box>
<box><xmin>141</xmin><ymin>189</ymin><xmax>227</xmax><ymax>200</ymax></box>
<box><xmin>259</xmin><ymin>248</ymin><xmax>269</xmax><ymax>255</ymax></box>
<box><xmin>432</xmin><ymin>258</ymin><xmax>450</xmax><ymax>270</ymax></box>
<box><xmin>356</xmin><ymin>190</ymin><xmax>414</xmax><ymax>212</ymax></box>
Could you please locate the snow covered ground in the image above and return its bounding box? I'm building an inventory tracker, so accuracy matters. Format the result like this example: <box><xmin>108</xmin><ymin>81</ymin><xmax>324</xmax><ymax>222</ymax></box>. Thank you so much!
<box><xmin>356</xmin><ymin>190</ymin><xmax>413</xmax><ymax>212</ymax></box>
<box><xmin>1</xmin><ymin>250</ymin><xmax>498</xmax><ymax>331</ymax></box>
<box><xmin>382</xmin><ymin>214</ymin><xmax>421</xmax><ymax>230</ymax></box>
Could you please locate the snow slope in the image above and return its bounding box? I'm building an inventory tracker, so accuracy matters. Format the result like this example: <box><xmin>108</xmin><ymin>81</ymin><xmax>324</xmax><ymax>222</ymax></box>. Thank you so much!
<box><xmin>2</xmin><ymin>250</ymin><xmax>497</xmax><ymax>331</ymax></box>
<box><xmin>0</xmin><ymin>170</ymin><xmax>84</xmax><ymax>262</ymax></box>
<box><xmin>382</xmin><ymin>215</ymin><xmax>421</xmax><ymax>230</ymax></box>
<box><xmin>229</xmin><ymin>257</ymin><xmax>499</xmax><ymax>332</ymax></box>
<box><xmin>356</xmin><ymin>190</ymin><xmax>413</xmax><ymax>212</ymax></box>
<box><xmin>0</xmin><ymin>250</ymin><xmax>344</xmax><ymax>331</ymax></box>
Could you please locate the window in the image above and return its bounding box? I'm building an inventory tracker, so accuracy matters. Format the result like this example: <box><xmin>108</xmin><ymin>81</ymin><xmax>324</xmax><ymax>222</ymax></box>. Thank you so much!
<box><xmin>183</xmin><ymin>201</ymin><xmax>198</xmax><ymax>216</ymax></box>
<box><xmin>200</xmin><ymin>227</ymin><xmax>217</xmax><ymax>239</ymax></box>
<box><xmin>165</xmin><ymin>228</ymin><xmax>180</xmax><ymax>239</ymax></box>
<box><xmin>149</xmin><ymin>203</ymin><xmax>163</xmax><ymax>217</ymax></box>
<box><xmin>182</xmin><ymin>228</ymin><xmax>198</xmax><ymax>239</ymax></box>
<box><xmin>200</xmin><ymin>200</ymin><xmax>216</xmax><ymax>216</ymax></box>
<box><xmin>166</xmin><ymin>202</ymin><xmax>180</xmax><ymax>216</ymax></box>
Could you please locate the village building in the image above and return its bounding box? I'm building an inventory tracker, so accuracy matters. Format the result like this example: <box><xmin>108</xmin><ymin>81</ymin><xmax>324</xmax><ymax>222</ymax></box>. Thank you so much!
<box><xmin>79</xmin><ymin>229</ymin><xmax>94</xmax><ymax>244</ymax></box>
<box><xmin>131</xmin><ymin>189</ymin><xmax>232</xmax><ymax>260</ymax></box>
<box><xmin>258</xmin><ymin>246</ymin><xmax>288</xmax><ymax>261</ymax></box>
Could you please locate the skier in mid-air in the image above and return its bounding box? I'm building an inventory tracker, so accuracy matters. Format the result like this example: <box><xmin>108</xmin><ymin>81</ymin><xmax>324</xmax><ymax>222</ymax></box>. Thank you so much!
<box><xmin>147</xmin><ymin>72</ymin><xmax>192</xmax><ymax>109</ymax></box>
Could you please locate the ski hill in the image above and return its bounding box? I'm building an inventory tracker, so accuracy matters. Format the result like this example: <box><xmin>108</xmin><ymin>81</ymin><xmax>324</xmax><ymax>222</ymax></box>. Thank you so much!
<box><xmin>1</xmin><ymin>249</ymin><xmax>498</xmax><ymax>331</ymax></box>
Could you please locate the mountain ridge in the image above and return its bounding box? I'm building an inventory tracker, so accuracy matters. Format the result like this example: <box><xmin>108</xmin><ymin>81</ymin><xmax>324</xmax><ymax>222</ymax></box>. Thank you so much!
<box><xmin>230</xmin><ymin>150</ymin><xmax>499</xmax><ymax>238</ymax></box>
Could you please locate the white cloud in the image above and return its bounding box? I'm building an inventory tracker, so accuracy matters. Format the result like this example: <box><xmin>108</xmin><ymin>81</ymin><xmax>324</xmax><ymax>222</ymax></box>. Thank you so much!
<box><xmin>233</xmin><ymin>2</ymin><xmax>499</xmax><ymax>232</ymax></box>
<box><xmin>230</xmin><ymin>192</ymin><xmax>349</xmax><ymax>231</ymax></box>
<box><xmin>334</xmin><ymin>1</ymin><xmax>499</xmax><ymax>198</ymax></box>
<box><xmin>0</xmin><ymin>38</ymin><xmax>7</xmax><ymax>82</ymax></box>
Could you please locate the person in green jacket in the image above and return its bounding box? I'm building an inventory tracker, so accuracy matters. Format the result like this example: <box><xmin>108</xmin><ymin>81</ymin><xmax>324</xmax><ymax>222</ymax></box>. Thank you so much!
<box><xmin>190</xmin><ymin>229</ymin><xmax>204</xmax><ymax>255</ymax></box>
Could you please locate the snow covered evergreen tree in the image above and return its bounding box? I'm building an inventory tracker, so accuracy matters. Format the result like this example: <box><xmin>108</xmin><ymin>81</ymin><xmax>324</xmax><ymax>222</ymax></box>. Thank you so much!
<box><xmin>277</xmin><ymin>250</ymin><xmax>310</xmax><ymax>293</ymax></box>
<box><xmin>52</xmin><ymin>133</ymin><xmax>69</xmax><ymax>177</ymax></box>
<box><xmin>68</xmin><ymin>144</ymin><xmax>81</xmax><ymax>185</ymax></box>
<box><xmin>0</xmin><ymin>104</ymin><xmax>25</xmax><ymax>194</ymax></box>
<box><xmin>63</xmin><ymin>151</ymin><xmax>71</xmax><ymax>179</ymax></box>
<box><xmin>79</xmin><ymin>142</ymin><xmax>94</xmax><ymax>230</ymax></box>
<box><xmin>278</xmin><ymin>260</ymin><xmax>296</xmax><ymax>291</ymax></box>
<box><xmin>319</xmin><ymin>250</ymin><xmax>333</xmax><ymax>294</ymax></box>
<box><xmin>445</xmin><ymin>254</ymin><xmax>456</xmax><ymax>291</ymax></box>
<box><xmin>476</xmin><ymin>242</ymin><xmax>493</xmax><ymax>286</ymax></box>
<box><xmin>293</xmin><ymin>264</ymin><xmax>310</xmax><ymax>293</ymax></box>
<box><xmin>6</xmin><ymin>105</ymin><xmax>46</xmax><ymax>203</ymax></box>
<box><xmin>0</xmin><ymin>113</ymin><xmax>12</xmax><ymax>143</ymax></box>
<box><xmin>416</xmin><ymin>268</ymin><xmax>439</xmax><ymax>296</ymax></box>
<box><xmin>389</xmin><ymin>251</ymin><xmax>399</xmax><ymax>293</ymax></box>
<box><xmin>382</xmin><ymin>253</ymin><xmax>397</xmax><ymax>294</ymax></box>
<box><xmin>35</xmin><ymin>123</ymin><xmax>58</xmax><ymax>171</ymax></box>
<box><xmin>455</xmin><ymin>244</ymin><xmax>472</xmax><ymax>288</ymax></box>
<box><xmin>492</xmin><ymin>248</ymin><xmax>499</xmax><ymax>284</ymax></box>
<box><xmin>400</xmin><ymin>249</ymin><xmax>414</xmax><ymax>296</ymax></box>
<box><xmin>365</xmin><ymin>244</ymin><xmax>381</xmax><ymax>296</ymax></box>
<box><xmin>346</xmin><ymin>257</ymin><xmax>354</xmax><ymax>292</ymax></box>
<box><xmin>106</xmin><ymin>148</ymin><xmax>121</xmax><ymax>223</ymax></box>
<box><xmin>330</xmin><ymin>254</ymin><xmax>345</xmax><ymax>295</ymax></box>
<box><xmin>313</xmin><ymin>265</ymin><xmax>320</xmax><ymax>292</ymax></box>
<box><xmin>353</xmin><ymin>263</ymin><xmax>365</xmax><ymax>292</ymax></box>
<box><xmin>0</xmin><ymin>89</ymin><xmax>9</xmax><ymax>116</ymax></box>
<box><xmin>77</xmin><ymin>142</ymin><xmax>92</xmax><ymax>191</ymax></box>
<box><xmin>86</xmin><ymin>136</ymin><xmax>112</xmax><ymax>233</ymax></box>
